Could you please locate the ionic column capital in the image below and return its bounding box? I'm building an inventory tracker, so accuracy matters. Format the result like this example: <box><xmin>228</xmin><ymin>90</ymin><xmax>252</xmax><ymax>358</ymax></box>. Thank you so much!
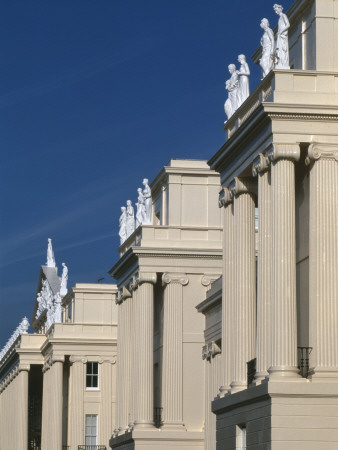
<box><xmin>134</xmin><ymin>271</ymin><xmax>157</xmax><ymax>287</ymax></box>
<box><xmin>201</xmin><ymin>274</ymin><xmax>221</xmax><ymax>288</ymax></box>
<box><xmin>229</xmin><ymin>177</ymin><xmax>257</xmax><ymax>198</ymax></box>
<box><xmin>116</xmin><ymin>285</ymin><xmax>132</xmax><ymax>304</ymax></box>
<box><xmin>98</xmin><ymin>357</ymin><xmax>116</xmax><ymax>365</ymax></box>
<box><xmin>18</xmin><ymin>363</ymin><xmax>30</xmax><ymax>373</ymax></box>
<box><xmin>267</xmin><ymin>144</ymin><xmax>300</xmax><ymax>163</ymax></box>
<box><xmin>202</xmin><ymin>342</ymin><xmax>221</xmax><ymax>361</ymax></box>
<box><xmin>52</xmin><ymin>354</ymin><xmax>65</xmax><ymax>364</ymax></box>
<box><xmin>252</xmin><ymin>153</ymin><xmax>270</xmax><ymax>176</ymax></box>
<box><xmin>69</xmin><ymin>355</ymin><xmax>87</xmax><ymax>364</ymax></box>
<box><xmin>306</xmin><ymin>143</ymin><xmax>338</xmax><ymax>164</ymax></box>
<box><xmin>162</xmin><ymin>272</ymin><xmax>189</xmax><ymax>286</ymax></box>
<box><xmin>218</xmin><ymin>188</ymin><xmax>233</xmax><ymax>208</ymax></box>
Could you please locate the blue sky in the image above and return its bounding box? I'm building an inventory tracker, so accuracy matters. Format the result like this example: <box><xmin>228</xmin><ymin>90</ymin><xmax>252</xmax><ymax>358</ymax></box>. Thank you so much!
<box><xmin>0</xmin><ymin>0</ymin><xmax>294</xmax><ymax>346</ymax></box>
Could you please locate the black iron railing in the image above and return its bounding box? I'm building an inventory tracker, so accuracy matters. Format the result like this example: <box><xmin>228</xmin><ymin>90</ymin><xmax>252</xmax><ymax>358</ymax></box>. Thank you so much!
<box><xmin>298</xmin><ymin>347</ymin><xmax>312</xmax><ymax>378</ymax></box>
<box><xmin>154</xmin><ymin>406</ymin><xmax>163</xmax><ymax>428</ymax></box>
<box><xmin>247</xmin><ymin>357</ymin><xmax>256</xmax><ymax>386</ymax></box>
<box><xmin>78</xmin><ymin>446</ymin><xmax>106</xmax><ymax>450</ymax></box>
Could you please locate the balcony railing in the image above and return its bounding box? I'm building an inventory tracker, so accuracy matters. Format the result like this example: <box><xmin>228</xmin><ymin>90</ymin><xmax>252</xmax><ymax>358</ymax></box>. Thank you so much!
<box><xmin>78</xmin><ymin>446</ymin><xmax>106</xmax><ymax>450</ymax></box>
<box><xmin>298</xmin><ymin>347</ymin><xmax>312</xmax><ymax>378</ymax></box>
<box><xmin>154</xmin><ymin>406</ymin><xmax>163</xmax><ymax>428</ymax></box>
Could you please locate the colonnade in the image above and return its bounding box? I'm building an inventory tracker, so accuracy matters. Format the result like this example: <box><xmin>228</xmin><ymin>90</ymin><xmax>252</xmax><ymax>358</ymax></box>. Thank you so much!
<box><xmin>114</xmin><ymin>270</ymin><xmax>189</xmax><ymax>433</ymax></box>
<box><xmin>218</xmin><ymin>142</ymin><xmax>338</xmax><ymax>392</ymax></box>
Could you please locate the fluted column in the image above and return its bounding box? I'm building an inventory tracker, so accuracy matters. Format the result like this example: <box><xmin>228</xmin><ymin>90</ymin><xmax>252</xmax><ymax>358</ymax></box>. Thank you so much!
<box><xmin>17</xmin><ymin>364</ymin><xmax>30</xmax><ymax>450</ymax></box>
<box><xmin>128</xmin><ymin>284</ymin><xmax>138</xmax><ymax>428</ymax></box>
<box><xmin>229</xmin><ymin>177</ymin><xmax>256</xmax><ymax>393</ymax></box>
<box><xmin>114</xmin><ymin>286</ymin><xmax>132</xmax><ymax>434</ymax></box>
<box><xmin>307</xmin><ymin>144</ymin><xmax>338</xmax><ymax>378</ymax></box>
<box><xmin>41</xmin><ymin>360</ymin><xmax>51</xmax><ymax>450</ymax></box>
<box><xmin>69</xmin><ymin>356</ymin><xmax>85</xmax><ymax>450</ymax></box>
<box><xmin>252</xmin><ymin>154</ymin><xmax>271</xmax><ymax>382</ymax></box>
<box><xmin>161</xmin><ymin>272</ymin><xmax>188</xmax><ymax>429</ymax></box>
<box><xmin>267</xmin><ymin>144</ymin><xmax>300</xmax><ymax>377</ymax></box>
<box><xmin>218</xmin><ymin>188</ymin><xmax>234</xmax><ymax>396</ymax></box>
<box><xmin>133</xmin><ymin>271</ymin><xmax>157</xmax><ymax>429</ymax></box>
<box><xmin>49</xmin><ymin>356</ymin><xmax>64</xmax><ymax>450</ymax></box>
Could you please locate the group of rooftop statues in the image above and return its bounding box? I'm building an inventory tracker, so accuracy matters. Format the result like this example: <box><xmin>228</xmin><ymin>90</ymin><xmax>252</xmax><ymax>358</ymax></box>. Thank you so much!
<box><xmin>119</xmin><ymin>178</ymin><xmax>152</xmax><ymax>245</ymax></box>
<box><xmin>224</xmin><ymin>4</ymin><xmax>290</xmax><ymax>121</ymax></box>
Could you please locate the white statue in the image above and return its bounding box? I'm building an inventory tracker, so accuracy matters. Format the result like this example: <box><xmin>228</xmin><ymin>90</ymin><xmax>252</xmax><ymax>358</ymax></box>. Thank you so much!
<box><xmin>20</xmin><ymin>317</ymin><xmax>30</xmax><ymax>334</ymax></box>
<box><xmin>274</xmin><ymin>4</ymin><xmax>290</xmax><ymax>69</ymax></box>
<box><xmin>60</xmin><ymin>262</ymin><xmax>68</xmax><ymax>296</ymax></box>
<box><xmin>236</xmin><ymin>55</ymin><xmax>250</xmax><ymax>106</ymax></box>
<box><xmin>46</xmin><ymin>238</ymin><xmax>56</xmax><ymax>267</ymax></box>
<box><xmin>135</xmin><ymin>188</ymin><xmax>146</xmax><ymax>228</ymax></box>
<box><xmin>142</xmin><ymin>179</ymin><xmax>152</xmax><ymax>224</ymax></box>
<box><xmin>54</xmin><ymin>292</ymin><xmax>62</xmax><ymax>323</ymax></box>
<box><xmin>119</xmin><ymin>207</ymin><xmax>127</xmax><ymax>245</ymax></box>
<box><xmin>224</xmin><ymin>64</ymin><xmax>239</xmax><ymax>120</ymax></box>
<box><xmin>126</xmin><ymin>200</ymin><xmax>135</xmax><ymax>237</ymax></box>
<box><xmin>260</xmin><ymin>18</ymin><xmax>275</xmax><ymax>78</ymax></box>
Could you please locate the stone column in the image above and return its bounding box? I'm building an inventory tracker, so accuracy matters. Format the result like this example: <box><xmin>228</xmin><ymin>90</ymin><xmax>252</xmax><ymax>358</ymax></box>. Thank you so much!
<box><xmin>41</xmin><ymin>360</ymin><xmax>50</xmax><ymax>450</ymax></box>
<box><xmin>161</xmin><ymin>272</ymin><xmax>189</xmax><ymax>429</ymax></box>
<box><xmin>69</xmin><ymin>356</ymin><xmax>85</xmax><ymax>449</ymax></box>
<box><xmin>17</xmin><ymin>364</ymin><xmax>30</xmax><ymax>450</ymax></box>
<box><xmin>133</xmin><ymin>272</ymin><xmax>157</xmax><ymax>429</ymax></box>
<box><xmin>218</xmin><ymin>188</ymin><xmax>234</xmax><ymax>396</ymax></box>
<box><xmin>267</xmin><ymin>144</ymin><xmax>300</xmax><ymax>377</ymax></box>
<box><xmin>128</xmin><ymin>283</ymin><xmax>138</xmax><ymax>429</ymax></box>
<box><xmin>252</xmin><ymin>154</ymin><xmax>271</xmax><ymax>382</ymax></box>
<box><xmin>114</xmin><ymin>286</ymin><xmax>132</xmax><ymax>434</ymax></box>
<box><xmin>49</xmin><ymin>355</ymin><xmax>64</xmax><ymax>450</ymax></box>
<box><xmin>307</xmin><ymin>144</ymin><xmax>338</xmax><ymax>378</ymax></box>
<box><xmin>229</xmin><ymin>177</ymin><xmax>256</xmax><ymax>393</ymax></box>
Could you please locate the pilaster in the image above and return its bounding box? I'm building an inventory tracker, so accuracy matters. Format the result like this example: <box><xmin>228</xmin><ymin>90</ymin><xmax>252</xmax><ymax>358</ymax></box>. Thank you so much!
<box><xmin>69</xmin><ymin>356</ymin><xmax>86</xmax><ymax>449</ymax></box>
<box><xmin>161</xmin><ymin>272</ymin><xmax>189</xmax><ymax>430</ymax></box>
<box><xmin>252</xmin><ymin>154</ymin><xmax>271</xmax><ymax>383</ymax></box>
<box><xmin>307</xmin><ymin>144</ymin><xmax>338</xmax><ymax>378</ymax></box>
<box><xmin>267</xmin><ymin>144</ymin><xmax>300</xmax><ymax>378</ymax></box>
<box><xmin>218</xmin><ymin>188</ymin><xmax>234</xmax><ymax>396</ymax></box>
<box><xmin>133</xmin><ymin>272</ymin><xmax>157</xmax><ymax>429</ymax></box>
<box><xmin>229</xmin><ymin>178</ymin><xmax>256</xmax><ymax>393</ymax></box>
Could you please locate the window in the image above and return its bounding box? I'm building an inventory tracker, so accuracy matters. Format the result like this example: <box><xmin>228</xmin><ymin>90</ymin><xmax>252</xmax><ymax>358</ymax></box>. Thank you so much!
<box><xmin>236</xmin><ymin>424</ymin><xmax>246</xmax><ymax>450</ymax></box>
<box><xmin>85</xmin><ymin>414</ymin><xmax>98</xmax><ymax>447</ymax></box>
<box><xmin>86</xmin><ymin>362</ymin><xmax>99</xmax><ymax>389</ymax></box>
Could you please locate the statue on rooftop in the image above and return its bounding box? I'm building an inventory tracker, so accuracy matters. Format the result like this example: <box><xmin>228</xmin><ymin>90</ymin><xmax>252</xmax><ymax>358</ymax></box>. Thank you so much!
<box><xmin>142</xmin><ymin>179</ymin><xmax>152</xmax><ymax>224</ymax></box>
<box><xmin>260</xmin><ymin>18</ymin><xmax>275</xmax><ymax>78</ymax></box>
<box><xmin>126</xmin><ymin>200</ymin><xmax>135</xmax><ymax>237</ymax></box>
<box><xmin>274</xmin><ymin>4</ymin><xmax>290</xmax><ymax>69</ymax></box>
<box><xmin>224</xmin><ymin>64</ymin><xmax>239</xmax><ymax>121</ymax></box>
<box><xmin>46</xmin><ymin>238</ymin><xmax>56</xmax><ymax>267</ymax></box>
<box><xmin>237</xmin><ymin>55</ymin><xmax>250</xmax><ymax>106</ymax></box>
<box><xmin>119</xmin><ymin>206</ymin><xmax>127</xmax><ymax>245</ymax></box>
<box><xmin>135</xmin><ymin>188</ymin><xmax>146</xmax><ymax>228</ymax></box>
<box><xmin>60</xmin><ymin>262</ymin><xmax>68</xmax><ymax>296</ymax></box>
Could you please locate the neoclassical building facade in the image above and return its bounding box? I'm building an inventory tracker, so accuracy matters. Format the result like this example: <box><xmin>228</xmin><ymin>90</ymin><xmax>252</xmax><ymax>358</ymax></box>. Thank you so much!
<box><xmin>109</xmin><ymin>159</ymin><xmax>223</xmax><ymax>449</ymax></box>
<box><xmin>0</xmin><ymin>246</ymin><xmax>118</xmax><ymax>450</ymax></box>
<box><xmin>206</xmin><ymin>0</ymin><xmax>338</xmax><ymax>448</ymax></box>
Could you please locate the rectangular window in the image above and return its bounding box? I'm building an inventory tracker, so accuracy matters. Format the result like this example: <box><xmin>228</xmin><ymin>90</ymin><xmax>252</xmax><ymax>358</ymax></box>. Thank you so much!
<box><xmin>85</xmin><ymin>414</ymin><xmax>98</xmax><ymax>447</ymax></box>
<box><xmin>86</xmin><ymin>362</ymin><xmax>99</xmax><ymax>389</ymax></box>
<box><xmin>236</xmin><ymin>424</ymin><xmax>246</xmax><ymax>450</ymax></box>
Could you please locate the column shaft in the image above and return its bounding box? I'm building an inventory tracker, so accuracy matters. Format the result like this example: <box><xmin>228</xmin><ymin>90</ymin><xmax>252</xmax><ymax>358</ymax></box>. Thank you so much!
<box><xmin>230</xmin><ymin>178</ymin><xmax>256</xmax><ymax>393</ymax></box>
<box><xmin>308</xmin><ymin>144</ymin><xmax>338</xmax><ymax>376</ymax></box>
<box><xmin>269</xmin><ymin>145</ymin><xmax>300</xmax><ymax>376</ymax></box>
<box><xmin>161</xmin><ymin>273</ymin><xmax>187</xmax><ymax>429</ymax></box>
<box><xmin>49</xmin><ymin>361</ymin><xmax>64</xmax><ymax>449</ymax></box>
<box><xmin>134</xmin><ymin>274</ymin><xmax>156</xmax><ymax>428</ymax></box>
<box><xmin>100</xmin><ymin>361</ymin><xmax>113</xmax><ymax>447</ymax></box>
<box><xmin>253</xmin><ymin>155</ymin><xmax>271</xmax><ymax>382</ymax></box>
<box><xmin>218</xmin><ymin>189</ymin><xmax>234</xmax><ymax>396</ymax></box>
<box><xmin>17</xmin><ymin>368</ymin><xmax>29</xmax><ymax>449</ymax></box>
